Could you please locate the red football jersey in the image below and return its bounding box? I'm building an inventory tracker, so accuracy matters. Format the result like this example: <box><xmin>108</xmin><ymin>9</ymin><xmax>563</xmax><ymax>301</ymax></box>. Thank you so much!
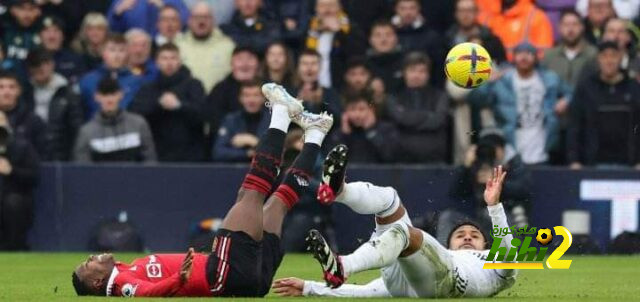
<box><xmin>106</xmin><ymin>254</ymin><xmax>211</xmax><ymax>297</ymax></box>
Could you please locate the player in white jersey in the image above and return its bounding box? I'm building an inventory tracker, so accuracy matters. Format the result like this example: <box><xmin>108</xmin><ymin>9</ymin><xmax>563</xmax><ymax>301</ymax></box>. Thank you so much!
<box><xmin>272</xmin><ymin>145</ymin><xmax>517</xmax><ymax>298</ymax></box>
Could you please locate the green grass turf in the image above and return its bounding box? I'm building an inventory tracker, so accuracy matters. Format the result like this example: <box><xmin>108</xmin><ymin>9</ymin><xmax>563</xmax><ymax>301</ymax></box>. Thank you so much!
<box><xmin>0</xmin><ymin>253</ymin><xmax>638</xmax><ymax>301</ymax></box>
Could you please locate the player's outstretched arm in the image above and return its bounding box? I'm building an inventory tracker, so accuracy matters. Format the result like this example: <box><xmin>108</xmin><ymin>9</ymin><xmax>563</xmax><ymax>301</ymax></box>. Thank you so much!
<box><xmin>272</xmin><ymin>277</ymin><xmax>391</xmax><ymax>298</ymax></box>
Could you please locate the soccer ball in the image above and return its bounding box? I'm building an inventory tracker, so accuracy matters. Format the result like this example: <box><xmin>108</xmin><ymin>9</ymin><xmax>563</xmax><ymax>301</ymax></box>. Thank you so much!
<box><xmin>536</xmin><ymin>228</ymin><xmax>553</xmax><ymax>246</ymax></box>
<box><xmin>444</xmin><ymin>42</ymin><xmax>492</xmax><ymax>89</ymax></box>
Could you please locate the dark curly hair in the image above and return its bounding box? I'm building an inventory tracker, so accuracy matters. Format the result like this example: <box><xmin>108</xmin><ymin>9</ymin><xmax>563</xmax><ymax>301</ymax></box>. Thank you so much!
<box><xmin>446</xmin><ymin>220</ymin><xmax>490</xmax><ymax>249</ymax></box>
<box><xmin>71</xmin><ymin>271</ymin><xmax>91</xmax><ymax>296</ymax></box>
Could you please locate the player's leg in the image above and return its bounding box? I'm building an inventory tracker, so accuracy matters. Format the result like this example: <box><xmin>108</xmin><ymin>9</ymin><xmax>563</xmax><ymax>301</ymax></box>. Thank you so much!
<box><xmin>219</xmin><ymin>83</ymin><xmax>302</xmax><ymax>241</ymax></box>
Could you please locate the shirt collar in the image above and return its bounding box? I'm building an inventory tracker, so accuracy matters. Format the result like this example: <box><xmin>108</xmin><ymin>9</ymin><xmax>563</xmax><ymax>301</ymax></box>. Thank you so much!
<box><xmin>105</xmin><ymin>266</ymin><xmax>120</xmax><ymax>296</ymax></box>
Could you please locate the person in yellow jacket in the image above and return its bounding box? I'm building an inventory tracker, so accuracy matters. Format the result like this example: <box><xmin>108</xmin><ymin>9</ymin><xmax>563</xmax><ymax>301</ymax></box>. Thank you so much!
<box><xmin>175</xmin><ymin>2</ymin><xmax>235</xmax><ymax>92</ymax></box>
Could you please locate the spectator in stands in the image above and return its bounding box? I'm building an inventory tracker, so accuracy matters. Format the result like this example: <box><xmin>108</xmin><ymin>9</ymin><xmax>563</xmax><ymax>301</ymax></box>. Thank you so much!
<box><xmin>441</xmin><ymin>130</ymin><xmax>531</xmax><ymax>243</ymax></box>
<box><xmin>38</xmin><ymin>15</ymin><xmax>87</xmax><ymax>84</ymax></box>
<box><xmin>366</xmin><ymin>20</ymin><xmax>404</xmax><ymax>96</ymax></box>
<box><xmin>176</xmin><ymin>2</ymin><xmax>235</xmax><ymax>92</ymax></box>
<box><xmin>125</xmin><ymin>29</ymin><xmax>158</xmax><ymax>83</ymax></box>
<box><xmin>340</xmin><ymin>0</ymin><xmax>391</xmax><ymax>36</ymax></box>
<box><xmin>0</xmin><ymin>71</ymin><xmax>47</xmax><ymax>158</ymax></box>
<box><xmin>155</xmin><ymin>5</ymin><xmax>185</xmax><ymax>47</ymax></box>
<box><xmin>0</xmin><ymin>111</ymin><xmax>39</xmax><ymax>251</ymax></box>
<box><xmin>341</xmin><ymin>58</ymin><xmax>386</xmax><ymax>118</ymax></box>
<box><xmin>130</xmin><ymin>43</ymin><xmax>207</xmax><ymax>162</ymax></box>
<box><xmin>469</xmin><ymin>42</ymin><xmax>572</xmax><ymax>165</ymax></box>
<box><xmin>536</xmin><ymin>0</ymin><xmax>580</xmax><ymax>41</ymax></box>
<box><xmin>262</xmin><ymin>41</ymin><xmax>297</xmax><ymax>91</ymax></box>
<box><xmin>333</xmin><ymin>90</ymin><xmax>397</xmax><ymax>163</ymax></box>
<box><xmin>582</xmin><ymin>0</ymin><xmax>616</xmax><ymax>44</ymax></box>
<box><xmin>221</xmin><ymin>0</ymin><xmax>281</xmax><ymax>55</ymax></box>
<box><xmin>391</xmin><ymin>0</ymin><xmax>445</xmax><ymax>86</ymax></box>
<box><xmin>2</xmin><ymin>0</ymin><xmax>42</xmax><ymax>60</ymax></box>
<box><xmin>542</xmin><ymin>10</ymin><xmax>598</xmax><ymax>88</ymax></box>
<box><xmin>25</xmin><ymin>49</ymin><xmax>83</xmax><ymax>161</ymax></box>
<box><xmin>486</xmin><ymin>0</ymin><xmax>554</xmax><ymax>60</ymax></box>
<box><xmin>71</xmin><ymin>13</ymin><xmax>110</xmax><ymax>70</ymax></box>
<box><xmin>184</xmin><ymin>0</ymin><xmax>236</xmax><ymax>25</ymax></box>
<box><xmin>386</xmin><ymin>52</ymin><xmax>449</xmax><ymax>163</ymax></box>
<box><xmin>576</xmin><ymin>0</ymin><xmax>639</xmax><ymax>22</ymax></box>
<box><xmin>74</xmin><ymin>77</ymin><xmax>156</xmax><ymax>163</ymax></box>
<box><xmin>107</xmin><ymin>0</ymin><xmax>189</xmax><ymax>35</ymax></box>
<box><xmin>446</xmin><ymin>0</ymin><xmax>507</xmax><ymax>65</ymax></box>
<box><xmin>602</xmin><ymin>18</ymin><xmax>638</xmax><ymax>77</ymax></box>
<box><xmin>79</xmin><ymin>34</ymin><xmax>141</xmax><ymax>119</ymax></box>
<box><xmin>264</xmin><ymin>0</ymin><xmax>311</xmax><ymax>50</ymax></box>
<box><xmin>568</xmin><ymin>41</ymin><xmax>640</xmax><ymax>169</ymax></box>
<box><xmin>212</xmin><ymin>80</ymin><xmax>269</xmax><ymax>162</ymax></box>
<box><xmin>33</xmin><ymin>0</ymin><xmax>112</xmax><ymax>40</ymax></box>
<box><xmin>305</xmin><ymin>0</ymin><xmax>367</xmax><ymax>89</ymax></box>
<box><xmin>0</xmin><ymin>43</ymin><xmax>26</xmax><ymax>84</ymax></box>
<box><xmin>206</xmin><ymin>46</ymin><xmax>260</xmax><ymax>140</ymax></box>
<box><xmin>295</xmin><ymin>49</ymin><xmax>341</xmax><ymax>122</ymax></box>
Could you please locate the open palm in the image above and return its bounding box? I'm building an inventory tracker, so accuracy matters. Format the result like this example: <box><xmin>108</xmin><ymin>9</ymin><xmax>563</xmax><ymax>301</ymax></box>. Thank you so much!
<box><xmin>484</xmin><ymin>165</ymin><xmax>507</xmax><ymax>206</ymax></box>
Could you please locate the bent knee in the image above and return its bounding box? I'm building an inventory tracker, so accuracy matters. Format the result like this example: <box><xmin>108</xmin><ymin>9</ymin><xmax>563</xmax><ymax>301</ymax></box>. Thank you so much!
<box><xmin>400</xmin><ymin>227</ymin><xmax>424</xmax><ymax>257</ymax></box>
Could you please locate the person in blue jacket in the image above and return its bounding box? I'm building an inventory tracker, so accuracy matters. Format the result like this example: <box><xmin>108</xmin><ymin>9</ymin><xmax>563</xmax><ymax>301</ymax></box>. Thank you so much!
<box><xmin>213</xmin><ymin>80</ymin><xmax>269</xmax><ymax>162</ymax></box>
<box><xmin>78</xmin><ymin>34</ymin><xmax>144</xmax><ymax>120</ymax></box>
<box><xmin>107</xmin><ymin>0</ymin><xmax>190</xmax><ymax>35</ymax></box>
<box><xmin>467</xmin><ymin>42</ymin><xmax>572</xmax><ymax>165</ymax></box>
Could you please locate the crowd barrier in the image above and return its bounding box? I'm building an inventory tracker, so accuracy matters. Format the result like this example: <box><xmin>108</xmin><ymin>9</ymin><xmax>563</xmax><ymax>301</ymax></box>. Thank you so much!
<box><xmin>30</xmin><ymin>164</ymin><xmax>640</xmax><ymax>252</ymax></box>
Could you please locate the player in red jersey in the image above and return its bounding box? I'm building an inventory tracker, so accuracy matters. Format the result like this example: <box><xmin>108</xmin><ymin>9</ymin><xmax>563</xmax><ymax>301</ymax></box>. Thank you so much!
<box><xmin>71</xmin><ymin>83</ymin><xmax>334</xmax><ymax>297</ymax></box>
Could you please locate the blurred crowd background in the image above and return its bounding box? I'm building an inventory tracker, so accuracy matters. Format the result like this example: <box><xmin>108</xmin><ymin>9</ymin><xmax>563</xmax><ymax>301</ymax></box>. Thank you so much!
<box><xmin>0</xmin><ymin>0</ymin><xmax>639</xmax><ymax>252</ymax></box>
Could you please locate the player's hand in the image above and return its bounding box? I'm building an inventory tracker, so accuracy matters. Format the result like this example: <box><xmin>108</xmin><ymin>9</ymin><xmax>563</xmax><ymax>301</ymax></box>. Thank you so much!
<box><xmin>180</xmin><ymin>248</ymin><xmax>194</xmax><ymax>284</ymax></box>
<box><xmin>272</xmin><ymin>277</ymin><xmax>304</xmax><ymax>297</ymax></box>
<box><xmin>484</xmin><ymin>165</ymin><xmax>506</xmax><ymax>206</ymax></box>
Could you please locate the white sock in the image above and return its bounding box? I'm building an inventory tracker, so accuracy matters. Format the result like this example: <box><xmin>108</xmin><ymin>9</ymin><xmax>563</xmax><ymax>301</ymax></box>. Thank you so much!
<box><xmin>336</xmin><ymin>182</ymin><xmax>400</xmax><ymax>217</ymax></box>
<box><xmin>304</xmin><ymin>128</ymin><xmax>325</xmax><ymax>146</ymax></box>
<box><xmin>269</xmin><ymin>104</ymin><xmax>290</xmax><ymax>132</ymax></box>
<box><xmin>341</xmin><ymin>223</ymin><xmax>409</xmax><ymax>276</ymax></box>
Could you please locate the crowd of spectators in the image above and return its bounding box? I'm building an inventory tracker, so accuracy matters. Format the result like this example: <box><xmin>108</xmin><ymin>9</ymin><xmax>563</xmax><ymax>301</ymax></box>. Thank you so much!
<box><xmin>0</xmin><ymin>0</ymin><xmax>638</xmax><ymax>169</ymax></box>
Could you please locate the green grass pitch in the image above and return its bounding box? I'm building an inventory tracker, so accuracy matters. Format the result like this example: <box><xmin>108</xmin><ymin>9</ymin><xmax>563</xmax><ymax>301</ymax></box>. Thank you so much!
<box><xmin>1</xmin><ymin>253</ymin><xmax>638</xmax><ymax>301</ymax></box>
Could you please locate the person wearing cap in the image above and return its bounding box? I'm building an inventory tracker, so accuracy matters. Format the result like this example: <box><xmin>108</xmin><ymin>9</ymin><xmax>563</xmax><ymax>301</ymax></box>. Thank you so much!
<box><xmin>25</xmin><ymin>48</ymin><xmax>83</xmax><ymax>161</ymax></box>
<box><xmin>442</xmin><ymin>128</ymin><xmax>532</xmax><ymax>244</ymax></box>
<box><xmin>38</xmin><ymin>15</ymin><xmax>87</xmax><ymax>85</ymax></box>
<box><xmin>567</xmin><ymin>41</ymin><xmax>640</xmax><ymax>169</ymax></box>
<box><xmin>1</xmin><ymin>0</ymin><xmax>42</xmax><ymax>61</ymax></box>
<box><xmin>468</xmin><ymin>41</ymin><xmax>572</xmax><ymax>166</ymax></box>
<box><xmin>175</xmin><ymin>1</ymin><xmax>235</xmax><ymax>92</ymax></box>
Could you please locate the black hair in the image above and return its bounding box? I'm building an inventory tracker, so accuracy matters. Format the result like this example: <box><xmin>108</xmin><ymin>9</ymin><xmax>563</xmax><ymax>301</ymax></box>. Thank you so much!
<box><xmin>71</xmin><ymin>271</ymin><xmax>91</xmax><ymax>296</ymax></box>
<box><xmin>402</xmin><ymin>51</ymin><xmax>432</xmax><ymax>72</ymax></box>
<box><xmin>239</xmin><ymin>78</ymin><xmax>262</xmax><ymax>91</ymax></box>
<box><xmin>598</xmin><ymin>40</ymin><xmax>620</xmax><ymax>53</ymax></box>
<box><xmin>559</xmin><ymin>9</ymin><xmax>582</xmax><ymax>23</ymax></box>
<box><xmin>0</xmin><ymin>70</ymin><xmax>20</xmax><ymax>83</ymax></box>
<box><xmin>96</xmin><ymin>77</ymin><xmax>121</xmax><ymax>95</ymax></box>
<box><xmin>345</xmin><ymin>56</ymin><xmax>371</xmax><ymax>73</ymax></box>
<box><xmin>232</xmin><ymin>45</ymin><xmax>259</xmax><ymax>57</ymax></box>
<box><xmin>155</xmin><ymin>42</ymin><xmax>180</xmax><ymax>57</ymax></box>
<box><xmin>25</xmin><ymin>48</ymin><xmax>53</xmax><ymax>69</ymax></box>
<box><xmin>446</xmin><ymin>220</ymin><xmax>489</xmax><ymax>249</ymax></box>
<box><xmin>299</xmin><ymin>48</ymin><xmax>321</xmax><ymax>59</ymax></box>
<box><xmin>343</xmin><ymin>89</ymin><xmax>374</xmax><ymax>107</ymax></box>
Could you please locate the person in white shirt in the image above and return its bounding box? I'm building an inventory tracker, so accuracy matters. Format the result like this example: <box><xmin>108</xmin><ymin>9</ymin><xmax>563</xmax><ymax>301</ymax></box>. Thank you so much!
<box><xmin>273</xmin><ymin>145</ymin><xmax>517</xmax><ymax>298</ymax></box>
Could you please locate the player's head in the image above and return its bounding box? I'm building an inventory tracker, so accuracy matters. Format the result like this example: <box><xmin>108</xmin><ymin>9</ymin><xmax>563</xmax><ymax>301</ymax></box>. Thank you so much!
<box><xmin>72</xmin><ymin>253</ymin><xmax>116</xmax><ymax>296</ymax></box>
<box><xmin>447</xmin><ymin>221</ymin><xmax>488</xmax><ymax>250</ymax></box>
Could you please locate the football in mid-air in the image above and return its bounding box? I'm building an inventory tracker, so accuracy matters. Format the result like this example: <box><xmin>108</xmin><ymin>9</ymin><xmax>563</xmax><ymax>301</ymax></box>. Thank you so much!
<box><xmin>444</xmin><ymin>42</ymin><xmax>492</xmax><ymax>89</ymax></box>
<box><xmin>536</xmin><ymin>228</ymin><xmax>553</xmax><ymax>245</ymax></box>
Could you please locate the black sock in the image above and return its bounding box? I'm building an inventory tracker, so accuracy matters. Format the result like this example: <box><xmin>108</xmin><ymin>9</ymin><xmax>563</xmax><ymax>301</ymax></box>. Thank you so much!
<box><xmin>274</xmin><ymin>143</ymin><xmax>320</xmax><ymax>208</ymax></box>
<box><xmin>241</xmin><ymin>129</ymin><xmax>286</xmax><ymax>195</ymax></box>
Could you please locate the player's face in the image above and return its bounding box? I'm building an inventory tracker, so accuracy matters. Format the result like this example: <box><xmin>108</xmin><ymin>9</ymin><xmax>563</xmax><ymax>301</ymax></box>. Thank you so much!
<box><xmin>449</xmin><ymin>225</ymin><xmax>486</xmax><ymax>250</ymax></box>
<box><xmin>74</xmin><ymin>253</ymin><xmax>116</xmax><ymax>293</ymax></box>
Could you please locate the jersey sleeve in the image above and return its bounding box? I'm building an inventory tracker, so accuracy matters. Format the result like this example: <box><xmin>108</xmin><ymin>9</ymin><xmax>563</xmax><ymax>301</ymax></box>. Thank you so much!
<box><xmin>302</xmin><ymin>278</ymin><xmax>391</xmax><ymax>297</ymax></box>
<box><xmin>487</xmin><ymin>203</ymin><xmax>518</xmax><ymax>280</ymax></box>
<box><xmin>114</xmin><ymin>273</ymin><xmax>184</xmax><ymax>297</ymax></box>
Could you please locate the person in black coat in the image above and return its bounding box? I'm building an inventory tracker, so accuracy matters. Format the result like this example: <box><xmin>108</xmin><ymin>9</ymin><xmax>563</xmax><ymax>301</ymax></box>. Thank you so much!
<box><xmin>567</xmin><ymin>42</ymin><xmax>640</xmax><ymax>169</ymax></box>
<box><xmin>263</xmin><ymin>0</ymin><xmax>311</xmax><ymax>51</ymax></box>
<box><xmin>212</xmin><ymin>80</ymin><xmax>269</xmax><ymax>162</ymax></box>
<box><xmin>386</xmin><ymin>52</ymin><xmax>449</xmax><ymax>163</ymax></box>
<box><xmin>220</xmin><ymin>0</ymin><xmax>281</xmax><ymax>55</ymax></box>
<box><xmin>25</xmin><ymin>48</ymin><xmax>83</xmax><ymax>161</ymax></box>
<box><xmin>0</xmin><ymin>71</ymin><xmax>47</xmax><ymax>159</ymax></box>
<box><xmin>391</xmin><ymin>0</ymin><xmax>445</xmax><ymax>86</ymax></box>
<box><xmin>332</xmin><ymin>90</ymin><xmax>398</xmax><ymax>163</ymax></box>
<box><xmin>130</xmin><ymin>43</ymin><xmax>207</xmax><ymax>162</ymax></box>
<box><xmin>38</xmin><ymin>15</ymin><xmax>87</xmax><ymax>85</ymax></box>
<box><xmin>0</xmin><ymin>111</ymin><xmax>40</xmax><ymax>251</ymax></box>
<box><xmin>366</xmin><ymin>20</ymin><xmax>405</xmax><ymax>96</ymax></box>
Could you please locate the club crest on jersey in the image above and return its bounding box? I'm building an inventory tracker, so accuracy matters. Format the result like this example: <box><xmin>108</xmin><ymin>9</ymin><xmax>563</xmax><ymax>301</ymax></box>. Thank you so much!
<box><xmin>121</xmin><ymin>283</ymin><xmax>137</xmax><ymax>297</ymax></box>
<box><xmin>146</xmin><ymin>263</ymin><xmax>162</xmax><ymax>278</ymax></box>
